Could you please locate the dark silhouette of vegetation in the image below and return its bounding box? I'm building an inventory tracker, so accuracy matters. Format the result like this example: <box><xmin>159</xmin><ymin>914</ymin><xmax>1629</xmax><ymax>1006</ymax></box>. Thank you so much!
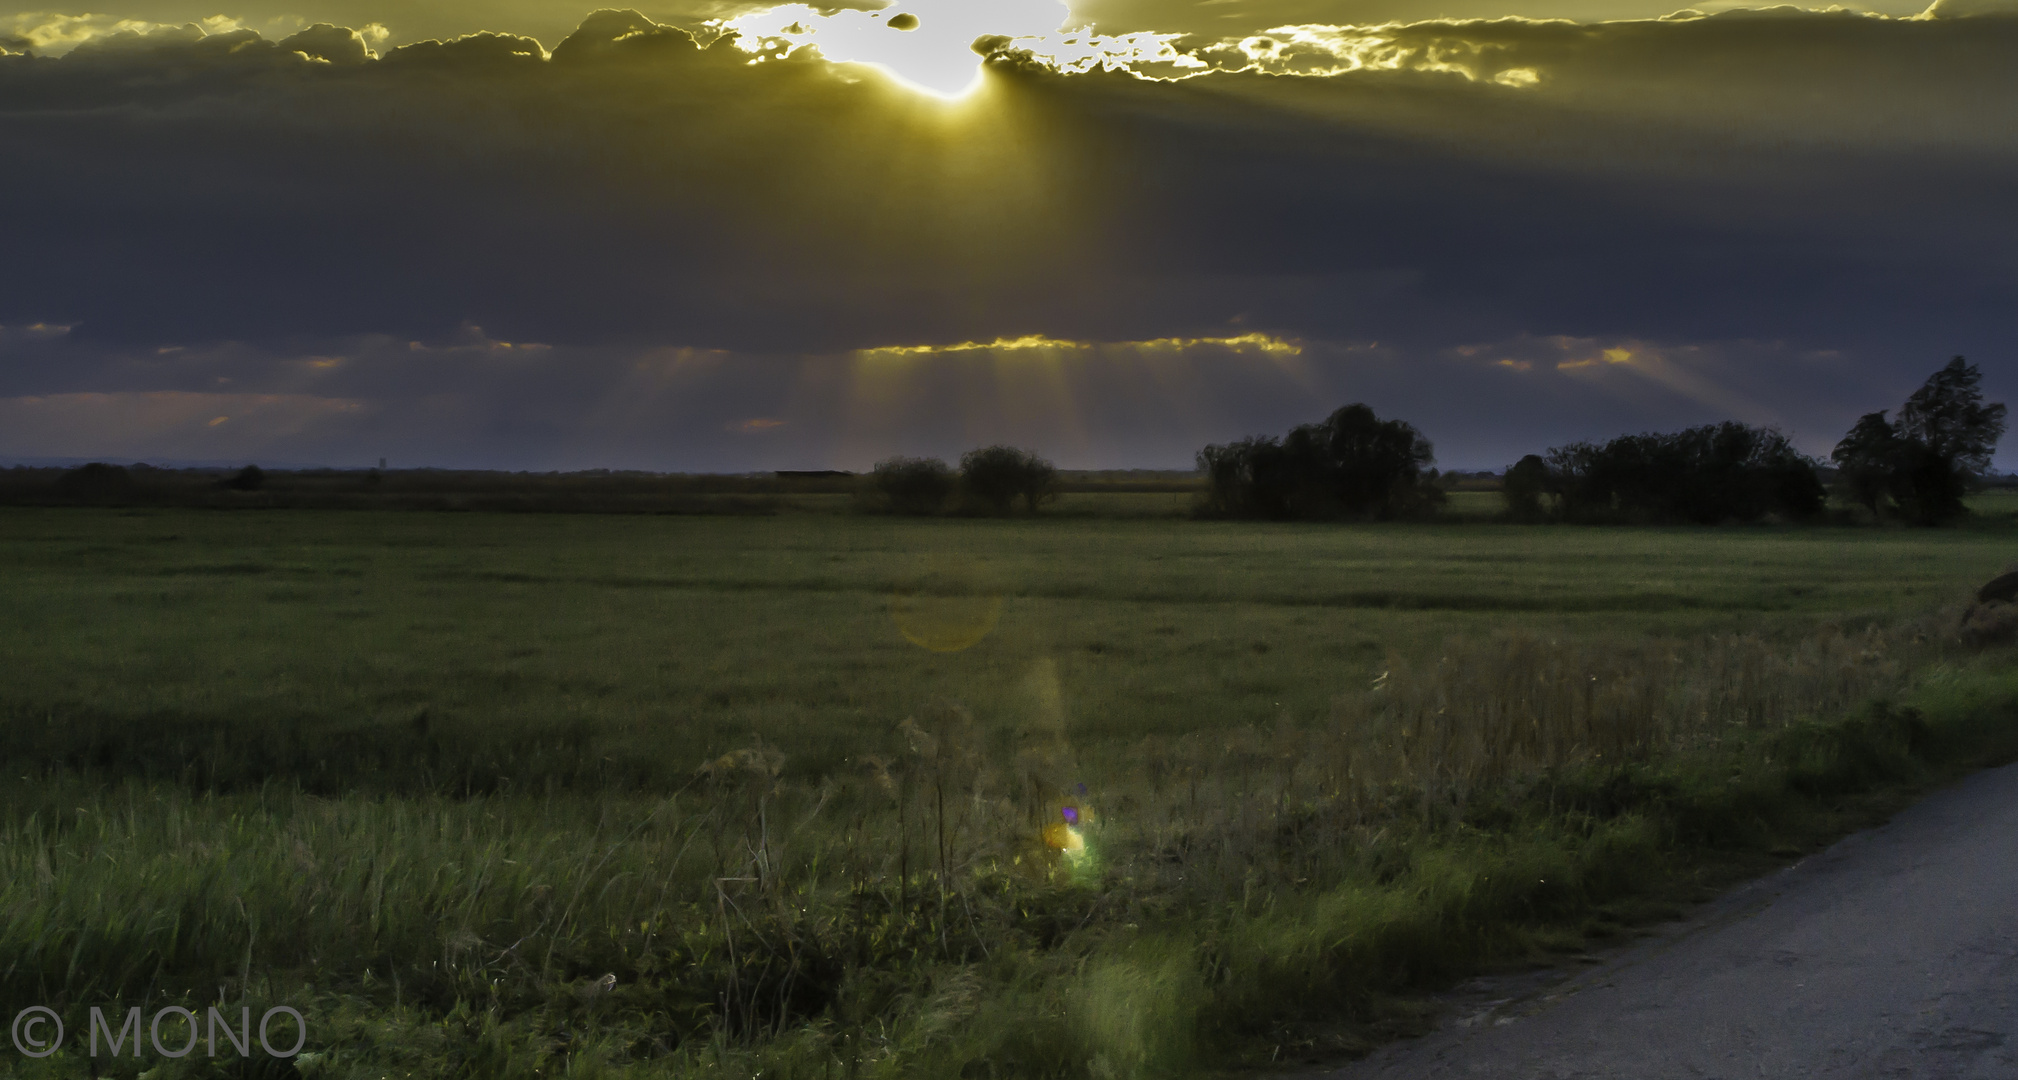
<box><xmin>53</xmin><ymin>462</ymin><xmax>136</xmax><ymax>505</ymax></box>
<box><xmin>1962</xmin><ymin>570</ymin><xmax>2018</xmax><ymax>645</ymax></box>
<box><xmin>0</xmin><ymin>467</ymin><xmax>835</xmax><ymax>514</ymax></box>
<box><xmin>1831</xmin><ymin>411</ymin><xmax>1902</xmax><ymax>519</ymax></box>
<box><xmin>1830</xmin><ymin>357</ymin><xmax>2006</xmax><ymax>525</ymax></box>
<box><xmin>1197</xmin><ymin>403</ymin><xmax>1444</xmax><ymax>520</ymax></box>
<box><xmin>1543</xmin><ymin>422</ymin><xmax>1824</xmax><ymax>524</ymax></box>
<box><xmin>1197</xmin><ymin>436</ymin><xmax>1298</xmax><ymax>519</ymax></box>
<box><xmin>224</xmin><ymin>464</ymin><xmax>266</xmax><ymax>491</ymax></box>
<box><xmin>958</xmin><ymin>445</ymin><xmax>1057</xmax><ymax>514</ymax></box>
<box><xmin>1502</xmin><ymin>454</ymin><xmax>1553</xmax><ymax>521</ymax></box>
<box><xmin>0</xmin><ymin>466</ymin><xmax>1195</xmax><ymax>516</ymax></box>
<box><xmin>869</xmin><ymin>456</ymin><xmax>957</xmax><ymax>515</ymax></box>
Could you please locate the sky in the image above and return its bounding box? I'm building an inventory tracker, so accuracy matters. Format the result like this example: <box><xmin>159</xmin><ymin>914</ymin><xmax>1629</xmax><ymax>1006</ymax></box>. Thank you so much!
<box><xmin>1</xmin><ymin>0</ymin><xmax>2013</xmax><ymax>472</ymax></box>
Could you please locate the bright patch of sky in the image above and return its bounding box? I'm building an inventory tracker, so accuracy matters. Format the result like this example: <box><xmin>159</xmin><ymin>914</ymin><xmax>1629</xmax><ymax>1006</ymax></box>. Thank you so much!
<box><xmin>721</xmin><ymin>0</ymin><xmax>1198</xmax><ymax>98</ymax></box>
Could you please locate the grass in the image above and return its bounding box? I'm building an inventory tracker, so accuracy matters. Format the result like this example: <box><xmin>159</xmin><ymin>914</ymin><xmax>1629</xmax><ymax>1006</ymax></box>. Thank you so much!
<box><xmin>2</xmin><ymin>508</ymin><xmax>2006</xmax><ymax>785</ymax></box>
<box><xmin>0</xmin><ymin>506</ymin><xmax>2014</xmax><ymax>1078</ymax></box>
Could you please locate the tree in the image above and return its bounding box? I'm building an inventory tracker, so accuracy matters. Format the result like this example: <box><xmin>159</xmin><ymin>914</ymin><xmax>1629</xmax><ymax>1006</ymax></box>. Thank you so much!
<box><xmin>1829</xmin><ymin>412</ymin><xmax>1902</xmax><ymax>518</ymax></box>
<box><xmin>869</xmin><ymin>456</ymin><xmax>956</xmax><ymax>515</ymax></box>
<box><xmin>1895</xmin><ymin>356</ymin><xmax>2006</xmax><ymax>524</ymax></box>
<box><xmin>958</xmin><ymin>446</ymin><xmax>1057</xmax><ymax>514</ymax></box>
<box><xmin>1196</xmin><ymin>403</ymin><xmax>1442</xmax><ymax>520</ymax></box>
<box><xmin>1502</xmin><ymin>454</ymin><xmax>1553</xmax><ymax>521</ymax></box>
<box><xmin>1197</xmin><ymin>436</ymin><xmax>1291</xmax><ymax>519</ymax></box>
<box><xmin>1898</xmin><ymin>357</ymin><xmax>2006</xmax><ymax>474</ymax></box>
<box><xmin>1830</xmin><ymin>357</ymin><xmax>2006</xmax><ymax>525</ymax></box>
<box><xmin>1546</xmin><ymin>422</ymin><xmax>1822</xmax><ymax>524</ymax></box>
<box><xmin>1320</xmin><ymin>404</ymin><xmax>1439</xmax><ymax>518</ymax></box>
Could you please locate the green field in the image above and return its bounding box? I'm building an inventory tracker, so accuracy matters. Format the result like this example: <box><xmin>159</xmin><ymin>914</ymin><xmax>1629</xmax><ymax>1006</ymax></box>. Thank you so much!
<box><xmin>2</xmin><ymin>506</ymin><xmax>2015</xmax><ymax>1078</ymax></box>
<box><xmin>2</xmin><ymin>507</ymin><xmax>2008</xmax><ymax>783</ymax></box>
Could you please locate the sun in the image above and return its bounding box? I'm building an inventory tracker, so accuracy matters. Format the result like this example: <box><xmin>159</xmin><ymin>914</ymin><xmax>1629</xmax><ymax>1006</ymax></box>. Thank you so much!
<box><xmin>725</xmin><ymin>0</ymin><xmax>1075</xmax><ymax>100</ymax></box>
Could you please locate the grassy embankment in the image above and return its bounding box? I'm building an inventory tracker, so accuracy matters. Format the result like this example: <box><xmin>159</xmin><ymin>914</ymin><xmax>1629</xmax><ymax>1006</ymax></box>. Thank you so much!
<box><xmin>0</xmin><ymin>506</ymin><xmax>2014</xmax><ymax>1078</ymax></box>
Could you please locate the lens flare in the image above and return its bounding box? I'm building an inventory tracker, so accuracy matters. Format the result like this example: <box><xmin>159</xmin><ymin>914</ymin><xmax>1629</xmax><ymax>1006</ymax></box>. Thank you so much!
<box><xmin>888</xmin><ymin>552</ymin><xmax>1005</xmax><ymax>652</ymax></box>
<box><xmin>1043</xmin><ymin>804</ymin><xmax>1098</xmax><ymax>882</ymax></box>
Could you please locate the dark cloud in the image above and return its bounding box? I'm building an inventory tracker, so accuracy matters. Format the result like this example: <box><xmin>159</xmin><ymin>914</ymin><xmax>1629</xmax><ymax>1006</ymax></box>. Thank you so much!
<box><xmin>0</xmin><ymin>7</ymin><xmax>2012</xmax><ymax>468</ymax></box>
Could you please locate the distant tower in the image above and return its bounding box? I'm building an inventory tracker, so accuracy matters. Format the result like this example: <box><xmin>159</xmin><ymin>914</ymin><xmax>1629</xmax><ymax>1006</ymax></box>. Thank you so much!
<box><xmin>379</xmin><ymin>458</ymin><xmax>387</xmax><ymax>470</ymax></box>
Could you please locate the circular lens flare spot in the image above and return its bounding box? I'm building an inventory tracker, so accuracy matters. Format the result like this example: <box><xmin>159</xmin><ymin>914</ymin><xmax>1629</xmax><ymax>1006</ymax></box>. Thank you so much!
<box><xmin>1042</xmin><ymin>821</ymin><xmax>1084</xmax><ymax>852</ymax></box>
<box><xmin>889</xmin><ymin>553</ymin><xmax>1004</xmax><ymax>652</ymax></box>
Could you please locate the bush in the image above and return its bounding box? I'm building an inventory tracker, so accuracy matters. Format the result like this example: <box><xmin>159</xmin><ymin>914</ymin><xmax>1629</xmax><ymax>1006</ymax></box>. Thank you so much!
<box><xmin>224</xmin><ymin>464</ymin><xmax>266</xmax><ymax>491</ymax></box>
<box><xmin>869</xmin><ymin>457</ymin><xmax>956</xmax><ymax>515</ymax></box>
<box><xmin>959</xmin><ymin>446</ymin><xmax>1057</xmax><ymax>515</ymax></box>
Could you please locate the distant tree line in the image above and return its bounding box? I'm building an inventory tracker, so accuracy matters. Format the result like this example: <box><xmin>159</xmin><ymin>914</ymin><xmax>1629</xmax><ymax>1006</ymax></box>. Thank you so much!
<box><xmin>47</xmin><ymin>461</ymin><xmax>265</xmax><ymax>503</ymax></box>
<box><xmin>8</xmin><ymin>464</ymin><xmax>841</xmax><ymax>513</ymax></box>
<box><xmin>1189</xmin><ymin>356</ymin><xmax>2003</xmax><ymax>527</ymax></box>
<box><xmin>18</xmin><ymin>360</ymin><xmax>2003</xmax><ymax>527</ymax></box>
<box><xmin>1499</xmin><ymin>356</ymin><xmax>2005</xmax><ymax>526</ymax></box>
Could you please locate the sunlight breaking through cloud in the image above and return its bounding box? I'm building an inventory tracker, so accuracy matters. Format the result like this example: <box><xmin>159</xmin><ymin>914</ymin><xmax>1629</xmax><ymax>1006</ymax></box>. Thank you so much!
<box><xmin>722</xmin><ymin>0</ymin><xmax>1078</xmax><ymax>97</ymax></box>
<box><xmin>3</xmin><ymin>4</ymin><xmax>2012</xmax><ymax>472</ymax></box>
<box><xmin>720</xmin><ymin>0</ymin><xmax>1200</xmax><ymax>97</ymax></box>
<box><xmin>3</xmin><ymin>11</ymin><xmax>259</xmax><ymax>55</ymax></box>
<box><xmin>856</xmin><ymin>332</ymin><xmax>1302</xmax><ymax>359</ymax></box>
<box><xmin>1459</xmin><ymin>335</ymin><xmax>1793</xmax><ymax>434</ymax></box>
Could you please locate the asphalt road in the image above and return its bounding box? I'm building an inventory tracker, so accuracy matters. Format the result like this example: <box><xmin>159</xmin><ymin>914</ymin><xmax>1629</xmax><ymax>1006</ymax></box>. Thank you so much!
<box><xmin>1304</xmin><ymin>760</ymin><xmax>2018</xmax><ymax>1080</ymax></box>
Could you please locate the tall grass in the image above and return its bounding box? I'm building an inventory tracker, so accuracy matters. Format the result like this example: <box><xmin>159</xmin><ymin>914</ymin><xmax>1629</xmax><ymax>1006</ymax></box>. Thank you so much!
<box><xmin>6</xmin><ymin>611</ymin><xmax>2007</xmax><ymax>1078</ymax></box>
<box><xmin>1331</xmin><ymin>622</ymin><xmax>1920</xmax><ymax>803</ymax></box>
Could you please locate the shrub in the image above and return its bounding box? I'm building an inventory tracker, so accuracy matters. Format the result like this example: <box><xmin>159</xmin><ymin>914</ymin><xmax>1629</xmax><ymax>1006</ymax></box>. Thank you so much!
<box><xmin>224</xmin><ymin>464</ymin><xmax>266</xmax><ymax>491</ymax></box>
<box><xmin>869</xmin><ymin>457</ymin><xmax>956</xmax><ymax>515</ymax></box>
<box><xmin>959</xmin><ymin>446</ymin><xmax>1057</xmax><ymax>515</ymax></box>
